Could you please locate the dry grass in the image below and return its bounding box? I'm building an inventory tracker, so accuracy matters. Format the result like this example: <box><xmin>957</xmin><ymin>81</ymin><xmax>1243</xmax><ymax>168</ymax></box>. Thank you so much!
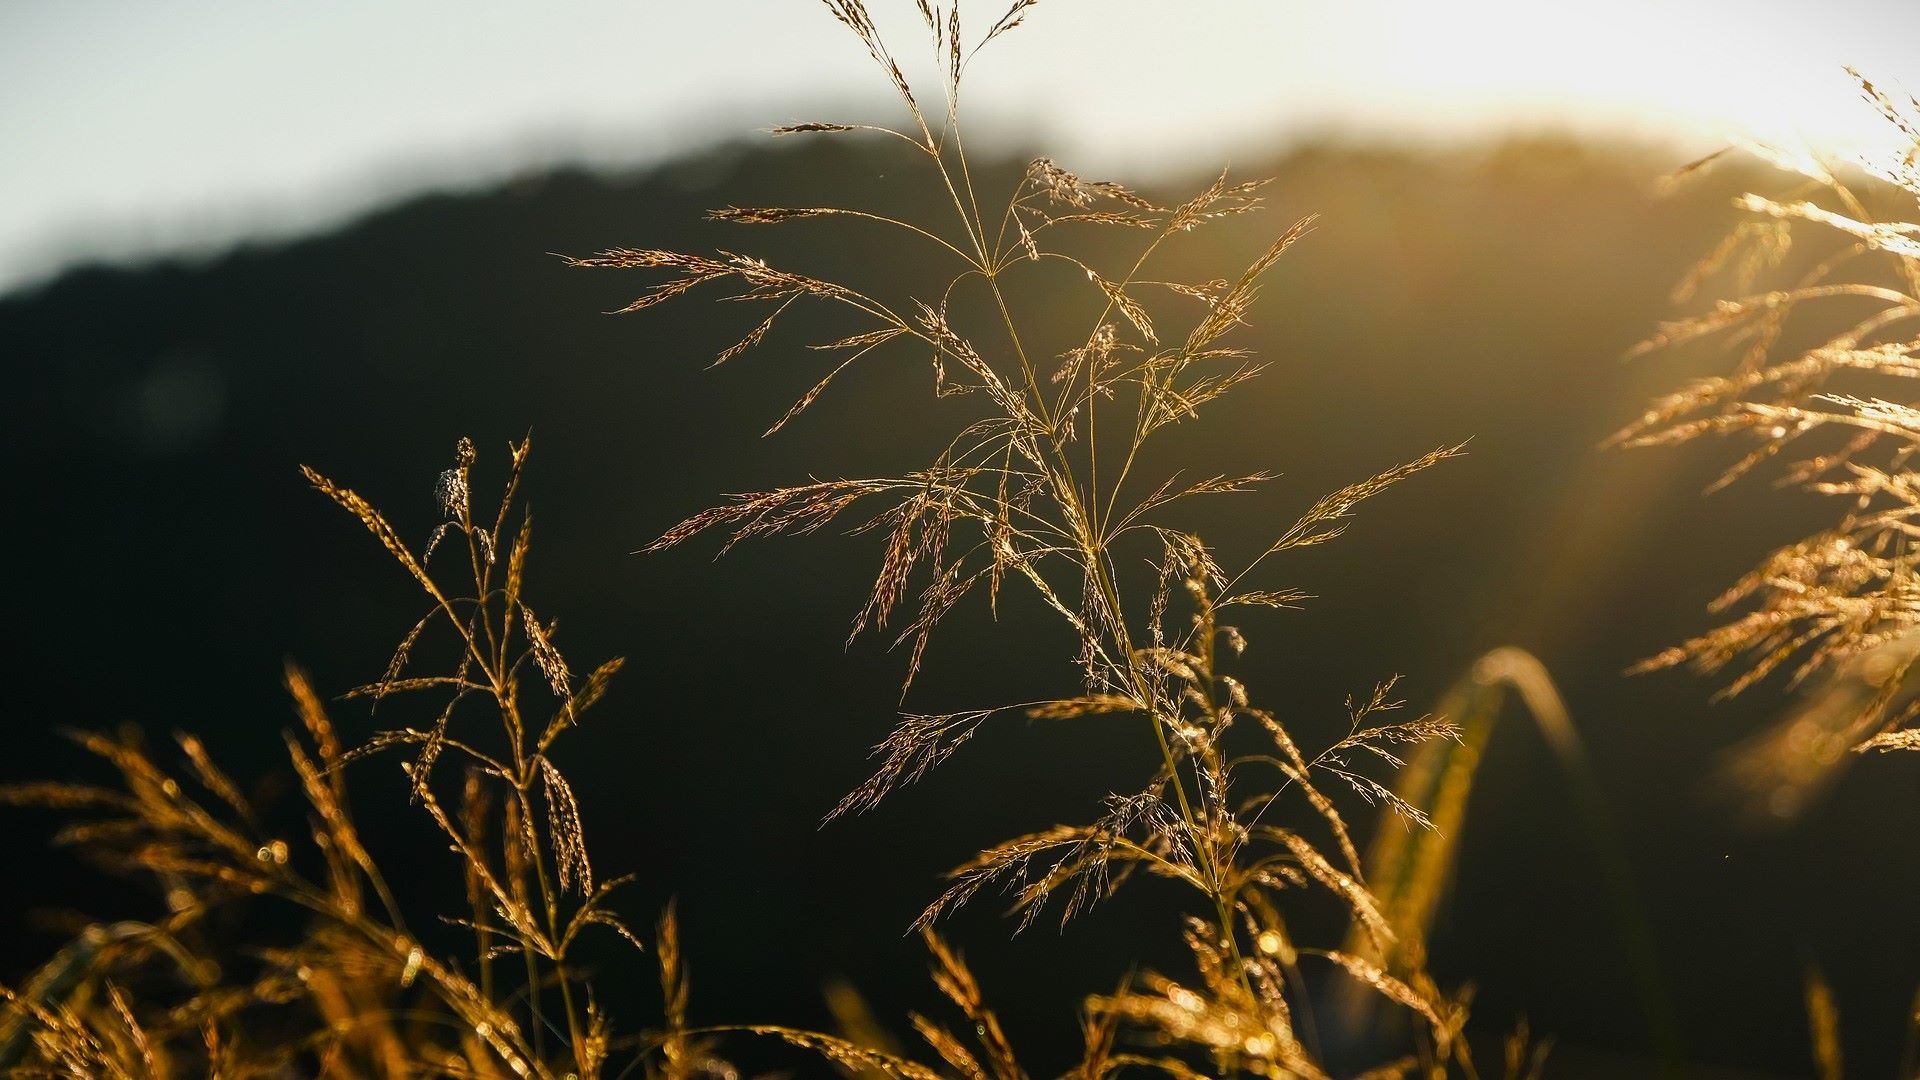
<box><xmin>1623</xmin><ymin>68</ymin><xmax>1920</xmax><ymax>1072</ymax></box>
<box><xmin>1622</xmin><ymin>71</ymin><xmax>1920</xmax><ymax>765</ymax></box>
<box><xmin>0</xmin><ymin>4</ymin><xmax>1560</xmax><ymax>1078</ymax></box>
<box><xmin>570</xmin><ymin>2</ymin><xmax>1521</xmax><ymax>1076</ymax></box>
<box><xmin>0</xmin><ymin>436</ymin><xmax>678</xmax><ymax>1077</ymax></box>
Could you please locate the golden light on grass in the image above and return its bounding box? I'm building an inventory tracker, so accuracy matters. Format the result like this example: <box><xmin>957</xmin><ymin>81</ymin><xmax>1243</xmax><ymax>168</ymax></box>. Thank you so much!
<box><xmin>575</xmin><ymin>1</ymin><xmax>1499</xmax><ymax>1070</ymax></box>
<box><xmin>1623</xmin><ymin>70</ymin><xmax>1920</xmax><ymax>764</ymax></box>
<box><xmin>1</xmin><ymin>3</ymin><xmax>1519</xmax><ymax>1075</ymax></box>
<box><xmin>7</xmin><ymin>2</ymin><xmax>1920</xmax><ymax>1077</ymax></box>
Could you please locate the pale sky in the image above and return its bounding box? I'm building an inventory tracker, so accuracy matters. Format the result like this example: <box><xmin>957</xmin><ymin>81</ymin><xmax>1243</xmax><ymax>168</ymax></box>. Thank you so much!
<box><xmin>3</xmin><ymin>0</ymin><xmax>1918</xmax><ymax>296</ymax></box>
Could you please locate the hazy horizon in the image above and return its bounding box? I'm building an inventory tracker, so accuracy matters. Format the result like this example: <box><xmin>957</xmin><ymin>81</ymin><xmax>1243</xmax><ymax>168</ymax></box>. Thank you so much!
<box><xmin>6</xmin><ymin>0</ymin><xmax>1919</xmax><ymax>298</ymax></box>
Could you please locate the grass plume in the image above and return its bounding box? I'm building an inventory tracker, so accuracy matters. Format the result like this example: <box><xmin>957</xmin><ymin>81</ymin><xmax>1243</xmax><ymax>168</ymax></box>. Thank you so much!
<box><xmin>574</xmin><ymin>2</ymin><xmax>1505</xmax><ymax>1075</ymax></box>
<box><xmin>1623</xmin><ymin>71</ymin><xmax>1920</xmax><ymax>766</ymax></box>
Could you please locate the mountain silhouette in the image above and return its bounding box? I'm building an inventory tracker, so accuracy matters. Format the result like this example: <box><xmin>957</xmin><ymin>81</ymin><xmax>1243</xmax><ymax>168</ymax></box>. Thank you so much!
<box><xmin>3</xmin><ymin>133</ymin><xmax>1914</xmax><ymax>1076</ymax></box>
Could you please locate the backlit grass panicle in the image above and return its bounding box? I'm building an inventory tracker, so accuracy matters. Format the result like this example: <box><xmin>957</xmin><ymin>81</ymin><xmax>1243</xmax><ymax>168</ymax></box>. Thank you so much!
<box><xmin>1625</xmin><ymin>69</ymin><xmax>1920</xmax><ymax>764</ymax></box>
<box><xmin>576</xmin><ymin>3</ymin><xmax>1485</xmax><ymax>1074</ymax></box>
<box><xmin>920</xmin><ymin>928</ymin><xmax>1025</xmax><ymax>1080</ymax></box>
<box><xmin>1</xmin><ymin>438</ymin><xmax>694</xmax><ymax>1079</ymax></box>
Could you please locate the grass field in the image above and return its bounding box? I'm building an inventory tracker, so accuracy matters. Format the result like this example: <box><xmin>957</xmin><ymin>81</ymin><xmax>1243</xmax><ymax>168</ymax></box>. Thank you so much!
<box><xmin>2</xmin><ymin>4</ymin><xmax>1917</xmax><ymax>1077</ymax></box>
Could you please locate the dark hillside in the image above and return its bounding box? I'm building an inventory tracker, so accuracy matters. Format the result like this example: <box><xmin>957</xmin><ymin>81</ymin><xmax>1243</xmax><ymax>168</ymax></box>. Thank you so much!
<box><xmin>3</xmin><ymin>134</ymin><xmax>1914</xmax><ymax>1075</ymax></box>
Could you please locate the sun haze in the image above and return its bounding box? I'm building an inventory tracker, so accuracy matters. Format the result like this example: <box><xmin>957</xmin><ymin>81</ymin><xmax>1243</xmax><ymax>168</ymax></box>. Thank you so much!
<box><xmin>2</xmin><ymin>0</ymin><xmax>1915</xmax><ymax>294</ymax></box>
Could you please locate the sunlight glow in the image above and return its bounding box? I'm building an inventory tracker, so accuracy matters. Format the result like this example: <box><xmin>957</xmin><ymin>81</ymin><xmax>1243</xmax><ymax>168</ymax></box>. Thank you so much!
<box><xmin>1</xmin><ymin>0</ymin><xmax>1916</xmax><ymax>293</ymax></box>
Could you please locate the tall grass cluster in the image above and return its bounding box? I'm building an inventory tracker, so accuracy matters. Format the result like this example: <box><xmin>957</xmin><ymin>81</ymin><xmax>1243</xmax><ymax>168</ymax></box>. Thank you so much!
<box><xmin>2</xmin><ymin>3</ymin><xmax>1914</xmax><ymax>1078</ymax></box>
<box><xmin>1621</xmin><ymin>72</ymin><xmax>1920</xmax><ymax>786</ymax></box>
<box><xmin>1618</xmin><ymin>70</ymin><xmax>1920</xmax><ymax>1069</ymax></box>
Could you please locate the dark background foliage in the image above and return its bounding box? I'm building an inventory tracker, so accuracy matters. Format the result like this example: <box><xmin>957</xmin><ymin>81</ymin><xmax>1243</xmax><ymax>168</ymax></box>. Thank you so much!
<box><xmin>3</xmin><ymin>134</ymin><xmax>1916</xmax><ymax>1076</ymax></box>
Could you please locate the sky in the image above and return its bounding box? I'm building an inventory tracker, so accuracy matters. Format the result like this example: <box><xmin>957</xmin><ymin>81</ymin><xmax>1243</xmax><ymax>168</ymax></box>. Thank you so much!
<box><xmin>4</xmin><ymin>0</ymin><xmax>1919</xmax><ymax>296</ymax></box>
